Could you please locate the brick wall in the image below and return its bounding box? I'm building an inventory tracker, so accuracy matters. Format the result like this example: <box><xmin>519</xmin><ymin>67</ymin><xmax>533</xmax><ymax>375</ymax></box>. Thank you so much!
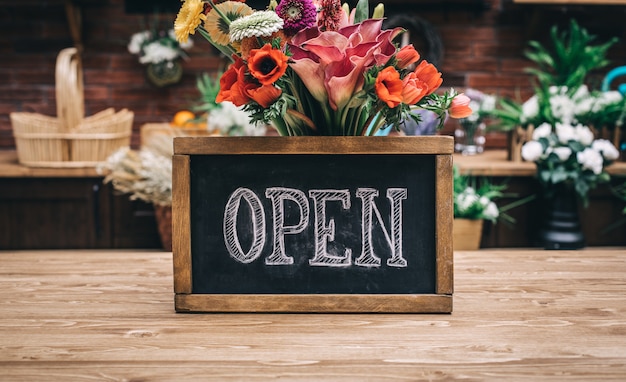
<box><xmin>1</xmin><ymin>0</ymin><xmax>625</xmax><ymax>150</ymax></box>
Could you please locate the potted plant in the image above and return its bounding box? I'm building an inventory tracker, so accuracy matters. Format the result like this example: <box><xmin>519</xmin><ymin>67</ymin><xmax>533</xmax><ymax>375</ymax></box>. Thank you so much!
<box><xmin>452</xmin><ymin>166</ymin><xmax>504</xmax><ymax>251</ymax></box>
<box><xmin>128</xmin><ymin>24</ymin><xmax>194</xmax><ymax>87</ymax></box>
<box><xmin>521</xmin><ymin>121</ymin><xmax>620</xmax><ymax>249</ymax></box>
<box><xmin>489</xmin><ymin>19</ymin><xmax>623</xmax><ymax>161</ymax></box>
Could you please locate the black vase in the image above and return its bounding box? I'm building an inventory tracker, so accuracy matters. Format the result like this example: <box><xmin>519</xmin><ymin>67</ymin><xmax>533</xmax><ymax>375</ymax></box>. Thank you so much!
<box><xmin>539</xmin><ymin>184</ymin><xmax>585</xmax><ymax>250</ymax></box>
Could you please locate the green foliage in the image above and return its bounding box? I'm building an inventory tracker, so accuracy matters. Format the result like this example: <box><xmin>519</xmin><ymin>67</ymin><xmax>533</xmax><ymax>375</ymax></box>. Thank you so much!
<box><xmin>489</xmin><ymin>19</ymin><xmax>620</xmax><ymax>132</ymax></box>
<box><xmin>192</xmin><ymin>72</ymin><xmax>222</xmax><ymax>114</ymax></box>
<box><xmin>524</xmin><ymin>19</ymin><xmax>618</xmax><ymax>90</ymax></box>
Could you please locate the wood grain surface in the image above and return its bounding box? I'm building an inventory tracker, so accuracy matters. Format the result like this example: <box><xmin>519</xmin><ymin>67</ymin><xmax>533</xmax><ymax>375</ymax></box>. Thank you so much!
<box><xmin>1</xmin><ymin>248</ymin><xmax>625</xmax><ymax>381</ymax></box>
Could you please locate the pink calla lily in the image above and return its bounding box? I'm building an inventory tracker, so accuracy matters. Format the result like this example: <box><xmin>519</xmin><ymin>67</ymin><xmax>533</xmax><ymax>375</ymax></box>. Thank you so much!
<box><xmin>289</xmin><ymin>20</ymin><xmax>403</xmax><ymax>111</ymax></box>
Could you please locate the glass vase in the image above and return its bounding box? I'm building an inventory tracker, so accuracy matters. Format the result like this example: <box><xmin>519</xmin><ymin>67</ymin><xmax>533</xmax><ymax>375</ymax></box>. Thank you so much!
<box><xmin>454</xmin><ymin>121</ymin><xmax>486</xmax><ymax>155</ymax></box>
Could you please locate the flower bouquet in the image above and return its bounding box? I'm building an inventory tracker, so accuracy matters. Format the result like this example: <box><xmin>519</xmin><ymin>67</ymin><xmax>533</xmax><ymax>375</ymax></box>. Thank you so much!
<box><xmin>489</xmin><ymin>19</ymin><xmax>623</xmax><ymax>161</ymax></box>
<box><xmin>174</xmin><ymin>0</ymin><xmax>471</xmax><ymax>136</ymax></box>
<box><xmin>128</xmin><ymin>27</ymin><xmax>193</xmax><ymax>87</ymax></box>
<box><xmin>452</xmin><ymin>166</ymin><xmax>503</xmax><ymax>250</ymax></box>
<box><xmin>521</xmin><ymin>121</ymin><xmax>619</xmax><ymax>205</ymax></box>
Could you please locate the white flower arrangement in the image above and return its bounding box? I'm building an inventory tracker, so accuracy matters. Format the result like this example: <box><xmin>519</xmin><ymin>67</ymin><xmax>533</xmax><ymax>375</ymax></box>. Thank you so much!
<box><xmin>453</xmin><ymin>167</ymin><xmax>504</xmax><ymax>223</ymax></box>
<box><xmin>521</xmin><ymin>121</ymin><xmax>619</xmax><ymax>203</ymax></box>
<box><xmin>128</xmin><ymin>28</ymin><xmax>193</xmax><ymax>65</ymax></box>
<box><xmin>207</xmin><ymin>101</ymin><xmax>266</xmax><ymax>136</ymax></box>
<box><xmin>519</xmin><ymin>85</ymin><xmax>626</xmax><ymax>129</ymax></box>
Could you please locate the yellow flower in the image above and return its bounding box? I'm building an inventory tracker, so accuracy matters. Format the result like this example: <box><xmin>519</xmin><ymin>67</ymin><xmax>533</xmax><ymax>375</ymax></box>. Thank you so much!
<box><xmin>174</xmin><ymin>0</ymin><xmax>206</xmax><ymax>43</ymax></box>
<box><xmin>204</xmin><ymin>1</ymin><xmax>253</xmax><ymax>47</ymax></box>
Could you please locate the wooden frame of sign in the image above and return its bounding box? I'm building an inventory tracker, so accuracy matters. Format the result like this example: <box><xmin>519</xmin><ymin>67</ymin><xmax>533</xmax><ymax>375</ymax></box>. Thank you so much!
<box><xmin>172</xmin><ymin>136</ymin><xmax>453</xmax><ymax>313</ymax></box>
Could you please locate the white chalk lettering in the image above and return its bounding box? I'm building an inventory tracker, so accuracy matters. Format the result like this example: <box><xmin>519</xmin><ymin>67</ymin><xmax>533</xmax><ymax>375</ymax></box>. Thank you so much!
<box><xmin>308</xmin><ymin>189</ymin><xmax>352</xmax><ymax>267</ymax></box>
<box><xmin>264</xmin><ymin>187</ymin><xmax>310</xmax><ymax>265</ymax></box>
<box><xmin>355</xmin><ymin>188</ymin><xmax>407</xmax><ymax>268</ymax></box>
<box><xmin>222</xmin><ymin>187</ymin><xmax>408</xmax><ymax>268</ymax></box>
<box><xmin>223</xmin><ymin>187</ymin><xmax>266</xmax><ymax>264</ymax></box>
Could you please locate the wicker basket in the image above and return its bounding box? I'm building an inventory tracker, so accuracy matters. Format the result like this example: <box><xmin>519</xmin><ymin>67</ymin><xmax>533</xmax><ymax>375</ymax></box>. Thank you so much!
<box><xmin>10</xmin><ymin>48</ymin><xmax>133</xmax><ymax>168</ymax></box>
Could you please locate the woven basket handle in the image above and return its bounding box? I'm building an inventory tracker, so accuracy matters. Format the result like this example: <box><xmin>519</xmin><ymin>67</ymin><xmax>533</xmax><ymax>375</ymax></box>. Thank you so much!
<box><xmin>55</xmin><ymin>47</ymin><xmax>84</xmax><ymax>132</ymax></box>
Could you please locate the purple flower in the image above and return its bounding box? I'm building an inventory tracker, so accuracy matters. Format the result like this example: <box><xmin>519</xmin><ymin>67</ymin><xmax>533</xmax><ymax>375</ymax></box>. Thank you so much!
<box><xmin>275</xmin><ymin>0</ymin><xmax>317</xmax><ymax>36</ymax></box>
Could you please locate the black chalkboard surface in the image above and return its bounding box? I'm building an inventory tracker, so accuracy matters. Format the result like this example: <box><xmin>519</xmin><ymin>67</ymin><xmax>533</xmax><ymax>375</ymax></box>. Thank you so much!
<box><xmin>173</xmin><ymin>136</ymin><xmax>453</xmax><ymax>313</ymax></box>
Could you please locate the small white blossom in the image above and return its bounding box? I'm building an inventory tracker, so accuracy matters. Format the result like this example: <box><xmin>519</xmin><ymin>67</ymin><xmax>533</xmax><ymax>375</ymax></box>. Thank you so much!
<box><xmin>592</xmin><ymin>139</ymin><xmax>620</xmax><ymax>161</ymax></box>
<box><xmin>532</xmin><ymin>122</ymin><xmax>553</xmax><ymax>140</ymax></box>
<box><xmin>456</xmin><ymin>188</ymin><xmax>479</xmax><ymax>213</ymax></box>
<box><xmin>574</xmin><ymin>124</ymin><xmax>595</xmax><ymax>146</ymax></box>
<box><xmin>592</xmin><ymin>91</ymin><xmax>623</xmax><ymax>112</ymax></box>
<box><xmin>481</xmin><ymin>94</ymin><xmax>497</xmax><ymax>112</ymax></box>
<box><xmin>552</xmin><ymin>146</ymin><xmax>572</xmax><ymax>162</ymax></box>
<box><xmin>521</xmin><ymin>95</ymin><xmax>539</xmax><ymax>123</ymax></box>
<box><xmin>229</xmin><ymin>11</ymin><xmax>284</xmax><ymax>42</ymax></box>
<box><xmin>128</xmin><ymin>31</ymin><xmax>150</xmax><ymax>54</ymax></box>
<box><xmin>555</xmin><ymin>122</ymin><xmax>577</xmax><ymax>144</ymax></box>
<box><xmin>139</xmin><ymin>42</ymin><xmax>179</xmax><ymax>64</ymax></box>
<box><xmin>577</xmin><ymin>147</ymin><xmax>604</xmax><ymax>175</ymax></box>
<box><xmin>483</xmin><ymin>202</ymin><xmax>499</xmax><ymax>220</ymax></box>
<box><xmin>521</xmin><ymin>140</ymin><xmax>544</xmax><ymax>162</ymax></box>
<box><xmin>208</xmin><ymin>101</ymin><xmax>266</xmax><ymax>136</ymax></box>
<box><xmin>550</xmin><ymin>94</ymin><xmax>577</xmax><ymax>125</ymax></box>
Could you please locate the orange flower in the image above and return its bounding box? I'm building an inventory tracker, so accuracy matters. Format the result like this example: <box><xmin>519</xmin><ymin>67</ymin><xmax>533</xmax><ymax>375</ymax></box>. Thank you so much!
<box><xmin>216</xmin><ymin>56</ymin><xmax>251</xmax><ymax>106</ymax></box>
<box><xmin>401</xmin><ymin>72</ymin><xmax>429</xmax><ymax>105</ymax></box>
<box><xmin>396</xmin><ymin>45</ymin><xmax>420</xmax><ymax>69</ymax></box>
<box><xmin>375</xmin><ymin>67</ymin><xmax>403</xmax><ymax>108</ymax></box>
<box><xmin>449</xmin><ymin>93</ymin><xmax>473</xmax><ymax>119</ymax></box>
<box><xmin>245</xmin><ymin>84</ymin><xmax>282</xmax><ymax>108</ymax></box>
<box><xmin>413</xmin><ymin>60</ymin><xmax>442</xmax><ymax>95</ymax></box>
<box><xmin>247</xmin><ymin>44</ymin><xmax>289</xmax><ymax>86</ymax></box>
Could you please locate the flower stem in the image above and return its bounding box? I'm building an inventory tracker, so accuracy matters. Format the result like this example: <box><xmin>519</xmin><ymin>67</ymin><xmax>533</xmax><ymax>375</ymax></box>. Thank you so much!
<box><xmin>286</xmin><ymin>109</ymin><xmax>317</xmax><ymax>132</ymax></box>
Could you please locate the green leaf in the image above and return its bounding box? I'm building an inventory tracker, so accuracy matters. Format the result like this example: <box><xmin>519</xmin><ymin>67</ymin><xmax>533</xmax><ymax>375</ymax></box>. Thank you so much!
<box><xmin>354</xmin><ymin>0</ymin><xmax>369</xmax><ymax>23</ymax></box>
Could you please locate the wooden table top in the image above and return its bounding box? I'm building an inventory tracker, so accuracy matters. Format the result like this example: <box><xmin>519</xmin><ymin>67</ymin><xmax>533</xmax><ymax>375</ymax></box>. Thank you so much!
<box><xmin>1</xmin><ymin>248</ymin><xmax>625</xmax><ymax>380</ymax></box>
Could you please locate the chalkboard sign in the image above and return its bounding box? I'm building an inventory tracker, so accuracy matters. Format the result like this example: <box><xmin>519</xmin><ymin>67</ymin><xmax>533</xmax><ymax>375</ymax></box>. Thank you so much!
<box><xmin>173</xmin><ymin>136</ymin><xmax>453</xmax><ymax>313</ymax></box>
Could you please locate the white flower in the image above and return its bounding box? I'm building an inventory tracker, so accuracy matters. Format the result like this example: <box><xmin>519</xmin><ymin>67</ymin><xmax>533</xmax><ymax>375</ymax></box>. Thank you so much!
<box><xmin>139</xmin><ymin>42</ymin><xmax>180</xmax><ymax>64</ymax></box>
<box><xmin>229</xmin><ymin>10</ymin><xmax>284</xmax><ymax>42</ymax></box>
<box><xmin>592</xmin><ymin>91</ymin><xmax>623</xmax><ymax>112</ymax></box>
<box><xmin>521</xmin><ymin>95</ymin><xmax>539</xmax><ymax>123</ymax></box>
<box><xmin>555</xmin><ymin>122</ymin><xmax>577</xmax><ymax>144</ymax></box>
<box><xmin>456</xmin><ymin>188</ymin><xmax>479</xmax><ymax>213</ymax></box>
<box><xmin>571</xmin><ymin>85</ymin><xmax>590</xmax><ymax>101</ymax></box>
<box><xmin>577</xmin><ymin>147</ymin><xmax>604</xmax><ymax>175</ymax></box>
<box><xmin>128</xmin><ymin>31</ymin><xmax>150</xmax><ymax>54</ymax></box>
<box><xmin>575</xmin><ymin>96</ymin><xmax>594</xmax><ymax>116</ymax></box>
<box><xmin>208</xmin><ymin>102</ymin><xmax>266</xmax><ymax>136</ymax></box>
<box><xmin>592</xmin><ymin>139</ymin><xmax>620</xmax><ymax>161</ymax></box>
<box><xmin>521</xmin><ymin>140</ymin><xmax>544</xmax><ymax>162</ymax></box>
<box><xmin>574</xmin><ymin>124</ymin><xmax>595</xmax><ymax>146</ymax></box>
<box><xmin>532</xmin><ymin>122</ymin><xmax>553</xmax><ymax>140</ymax></box>
<box><xmin>483</xmin><ymin>201</ymin><xmax>499</xmax><ymax>220</ymax></box>
<box><xmin>467</xmin><ymin>100</ymin><xmax>480</xmax><ymax>122</ymax></box>
<box><xmin>550</xmin><ymin>94</ymin><xmax>576</xmax><ymax>125</ymax></box>
<box><xmin>481</xmin><ymin>94</ymin><xmax>497</xmax><ymax>113</ymax></box>
<box><xmin>552</xmin><ymin>146</ymin><xmax>572</xmax><ymax>162</ymax></box>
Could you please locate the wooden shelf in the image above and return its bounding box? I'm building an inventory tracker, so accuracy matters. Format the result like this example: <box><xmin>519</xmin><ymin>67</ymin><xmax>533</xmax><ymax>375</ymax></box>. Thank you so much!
<box><xmin>0</xmin><ymin>150</ymin><xmax>101</xmax><ymax>178</ymax></box>
<box><xmin>455</xmin><ymin>149</ymin><xmax>626</xmax><ymax>177</ymax></box>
